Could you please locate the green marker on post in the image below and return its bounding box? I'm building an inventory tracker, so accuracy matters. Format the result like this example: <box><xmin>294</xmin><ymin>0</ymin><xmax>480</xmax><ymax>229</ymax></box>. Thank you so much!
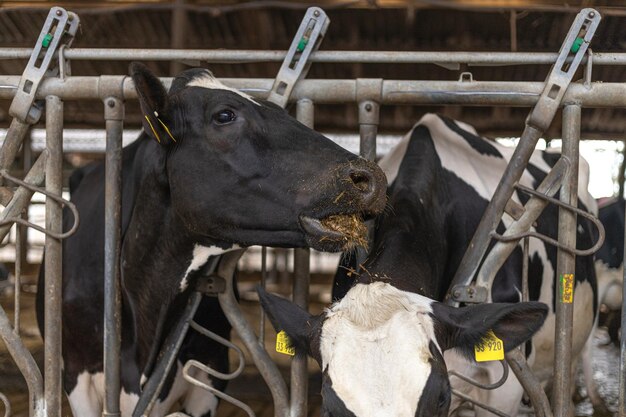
<box><xmin>42</xmin><ymin>33</ymin><xmax>53</xmax><ymax>48</ymax></box>
<box><xmin>296</xmin><ymin>37</ymin><xmax>309</xmax><ymax>52</ymax></box>
<box><xmin>571</xmin><ymin>37</ymin><xmax>584</xmax><ymax>53</ymax></box>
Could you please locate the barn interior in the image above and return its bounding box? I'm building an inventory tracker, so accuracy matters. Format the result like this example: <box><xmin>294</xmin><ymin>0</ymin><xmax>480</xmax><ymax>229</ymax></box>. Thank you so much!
<box><xmin>1</xmin><ymin>1</ymin><xmax>626</xmax><ymax>416</ymax></box>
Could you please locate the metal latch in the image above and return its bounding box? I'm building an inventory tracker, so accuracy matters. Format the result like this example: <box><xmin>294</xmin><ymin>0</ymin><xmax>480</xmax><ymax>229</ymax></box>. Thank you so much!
<box><xmin>449</xmin><ymin>284</ymin><xmax>488</xmax><ymax>304</ymax></box>
<box><xmin>9</xmin><ymin>6</ymin><xmax>79</xmax><ymax>124</ymax></box>
<box><xmin>267</xmin><ymin>7</ymin><xmax>330</xmax><ymax>107</ymax></box>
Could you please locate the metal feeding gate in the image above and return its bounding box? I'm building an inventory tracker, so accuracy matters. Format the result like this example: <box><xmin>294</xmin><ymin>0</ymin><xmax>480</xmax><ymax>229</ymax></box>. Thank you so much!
<box><xmin>0</xmin><ymin>5</ymin><xmax>625</xmax><ymax>417</ymax></box>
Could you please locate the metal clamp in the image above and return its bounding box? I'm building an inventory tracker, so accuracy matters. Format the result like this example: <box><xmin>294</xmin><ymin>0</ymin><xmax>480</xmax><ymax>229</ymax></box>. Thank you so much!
<box><xmin>267</xmin><ymin>7</ymin><xmax>330</xmax><ymax>107</ymax></box>
<box><xmin>9</xmin><ymin>7</ymin><xmax>79</xmax><ymax>124</ymax></box>
<box><xmin>0</xmin><ymin>169</ymin><xmax>80</xmax><ymax>240</ymax></box>
<box><xmin>449</xmin><ymin>359</ymin><xmax>509</xmax><ymax>390</ymax></box>
<box><xmin>195</xmin><ymin>274</ymin><xmax>226</xmax><ymax>295</ymax></box>
<box><xmin>183</xmin><ymin>321</ymin><xmax>253</xmax><ymax>416</ymax></box>
<box><xmin>491</xmin><ymin>183</ymin><xmax>606</xmax><ymax>257</ymax></box>
<box><xmin>449</xmin><ymin>284</ymin><xmax>488</xmax><ymax>304</ymax></box>
<box><xmin>527</xmin><ymin>8</ymin><xmax>600</xmax><ymax>131</ymax></box>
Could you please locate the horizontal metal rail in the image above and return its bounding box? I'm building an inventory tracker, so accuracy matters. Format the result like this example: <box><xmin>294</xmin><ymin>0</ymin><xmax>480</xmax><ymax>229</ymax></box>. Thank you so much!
<box><xmin>1</xmin><ymin>48</ymin><xmax>626</xmax><ymax>67</ymax></box>
<box><xmin>1</xmin><ymin>76</ymin><xmax>626</xmax><ymax>107</ymax></box>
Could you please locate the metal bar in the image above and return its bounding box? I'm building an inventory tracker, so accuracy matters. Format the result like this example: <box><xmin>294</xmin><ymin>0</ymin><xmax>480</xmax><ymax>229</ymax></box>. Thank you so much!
<box><xmin>217</xmin><ymin>250</ymin><xmax>290</xmax><ymax>417</ymax></box>
<box><xmin>3</xmin><ymin>48</ymin><xmax>626</xmax><ymax>66</ymax></box>
<box><xmin>103</xmin><ymin>97</ymin><xmax>124</xmax><ymax>417</ymax></box>
<box><xmin>14</xmin><ymin>223</ymin><xmax>21</xmax><ymax>334</ymax></box>
<box><xmin>474</xmin><ymin>157</ymin><xmax>569</xmax><ymax>292</ymax></box>
<box><xmin>291</xmin><ymin>98</ymin><xmax>314</xmax><ymax>417</ymax></box>
<box><xmin>0</xmin><ymin>152</ymin><xmax>47</xmax><ymax>242</ymax></box>
<box><xmin>4</xmin><ymin>76</ymin><xmax>626</xmax><ymax>107</ymax></box>
<box><xmin>552</xmin><ymin>104</ymin><xmax>580</xmax><ymax>417</ymax></box>
<box><xmin>44</xmin><ymin>94</ymin><xmax>63</xmax><ymax>417</ymax></box>
<box><xmin>522</xmin><ymin>237</ymin><xmax>529</xmax><ymax>303</ymax></box>
<box><xmin>133</xmin><ymin>292</ymin><xmax>203</xmax><ymax>417</ymax></box>
<box><xmin>0</xmin><ymin>118</ymin><xmax>30</xmax><ymax>179</ymax></box>
<box><xmin>506</xmin><ymin>348</ymin><xmax>553</xmax><ymax>417</ymax></box>
<box><xmin>259</xmin><ymin>245</ymin><xmax>267</xmax><ymax>345</ymax></box>
<box><xmin>358</xmin><ymin>100</ymin><xmax>379</xmax><ymax>162</ymax></box>
<box><xmin>0</xmin><ymin>299</ymin><xmax>44</xmax><ymax>417</ymax></box>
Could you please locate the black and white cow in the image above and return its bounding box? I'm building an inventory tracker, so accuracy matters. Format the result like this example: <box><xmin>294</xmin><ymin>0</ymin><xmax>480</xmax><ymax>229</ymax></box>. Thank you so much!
<box><xmin>36</xmin><ymin>63</ymin><xmax>387</xmax><ymax>417</ymax></box>
<box><xmin>259</xmin><ymin>113</ymin><xmax>597</xmax><ymax>416</ymax></box>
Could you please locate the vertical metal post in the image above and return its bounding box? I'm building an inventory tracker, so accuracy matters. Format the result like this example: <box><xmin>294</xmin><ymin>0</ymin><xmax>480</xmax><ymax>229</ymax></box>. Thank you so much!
<box><xmin>357</xmin><ymin>100</ymin><xmax>379</xmax><ymax>265</ymax></box>
<box><xmin>44</xmin><ymin>95</ymin><xmax>63</xmax><ymax>417</ymax></box>
<box><xmin>169</xmin><ymin>0</ymin><xmax>187</xmax><ymax>76</ymax></box>
<box><xmin>552</xmin><ymin>104</ymin><xmax>580</xmax><ymax>417</ymax></box>
<box><xmin>291</xmin><ymin>99</ymin><xmax>314</xmax><ymax>417</ymax></box>
<box><xmin>358</xmin><ymin>100</ymin><xmax>379</xmax><ymax>162</ymax></box>
<box><xmin>103</xmin><ymin>97</ymin><xmax>124</xmax><ymax>417</ymax></box>
<box><xmin>619</xmin><ymin>148</ymin><xmax>626</xmax><ymax>416</ymax></box>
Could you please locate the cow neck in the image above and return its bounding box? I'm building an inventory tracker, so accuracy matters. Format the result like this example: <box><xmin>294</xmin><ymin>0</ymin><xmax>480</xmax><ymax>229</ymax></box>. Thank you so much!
<box><xmin>358</xmin><ymin>127</ymin><xmax>454</xmax><ymax>301</ymax></box>
<box><xmin>120</xmin><ymin>167</ymin><xmax>216</xmax><ymax>371</ymax></box>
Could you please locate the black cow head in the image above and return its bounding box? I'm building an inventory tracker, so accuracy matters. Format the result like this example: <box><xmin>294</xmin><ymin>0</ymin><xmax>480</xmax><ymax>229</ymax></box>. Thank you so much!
<box><xmin>130</xmin><ymin>63</ymin><xmax>386</xmax><ymax>252</ymax></box>
<box><xmin>258</xmin><ymin>282</ymin><xmax>547</xmax><ymax>417</ymax></box>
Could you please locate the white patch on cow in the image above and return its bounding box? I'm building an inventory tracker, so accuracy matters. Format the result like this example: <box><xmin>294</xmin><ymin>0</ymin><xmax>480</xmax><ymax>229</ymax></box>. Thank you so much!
<box><xmin>179</xmin><ymin>244</ymin><xmax>240</xmax><ymax>291</ymax></box>
<box><xmin>187</xmin><ymin>72</ymin><xmax>260</xmax><ymax>105</ymax></box>
<box><xmin>595</xmin><ymin>260</ymin><xmax>623</xmax><ymax>310</ymax></box>
<box><xmin>379</xmin><ymin>114</ymin><xmax>596</xmax><ymax>221</ymax></box>
<box><xmin>183</xmin><ymin>364</ymin><xmax>219</xmax><ymax>417</ymax></box>
<box><xmin>140</xmin><ymin>373</ymin><xmax>147</xmax><ymax>388</ymax></box>
<box><xmin>68</xmin><ymin>372</ymin><xmax>102</xmax><ymax>417</ymax></box>
<box><xmin>320</xmin><ymin>282</ymin><xmax>437</xmax><ymax>417</ymax></box>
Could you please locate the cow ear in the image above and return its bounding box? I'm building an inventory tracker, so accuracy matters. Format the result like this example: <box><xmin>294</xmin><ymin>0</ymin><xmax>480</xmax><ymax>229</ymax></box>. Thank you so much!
<box><xmin>257</xmin><ymin>286</ymin><xmax>320</xmax><ymax>357</ymax></box>
<box><xmin>432</xmin><ymin>301</ymin><xmax>548</xmax><ymax>360</ymax></box>
<box><xmin>130</xmin><ymin>62</ymin><xmax>178</xmax><ymax>146</ymax></box>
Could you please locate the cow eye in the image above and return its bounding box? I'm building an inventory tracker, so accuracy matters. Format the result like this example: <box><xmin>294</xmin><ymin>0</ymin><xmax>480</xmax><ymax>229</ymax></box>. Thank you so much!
<box><xmin>212</xmin><ymin>109</ymin><xmax>236</xmax><ymax>125</ymax></box>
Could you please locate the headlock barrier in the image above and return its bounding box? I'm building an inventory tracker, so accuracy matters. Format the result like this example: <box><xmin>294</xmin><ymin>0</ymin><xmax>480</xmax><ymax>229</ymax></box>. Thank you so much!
<box><xmin>0</xmin><ymin>5</ymin><xmax>625</xmax><ymax>417</ymax></box>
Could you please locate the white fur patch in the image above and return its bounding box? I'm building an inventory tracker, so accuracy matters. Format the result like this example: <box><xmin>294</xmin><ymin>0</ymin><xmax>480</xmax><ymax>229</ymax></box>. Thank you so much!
<box><xmin>187</xmin><ymin>72</ymin><xmax>260</xmax><ymax>105</ymax></box>
<box><xmin>183</xmin><ymin>365</ymin><xmax>219</xmax><ymax>417</ymax></box>
<box><xmin>179</xmin><ymin>244</ymin><xmax>239</xmax><ymax>291</ymax></box>
<box><xmin>320</xmin><ymin>282</ymin><xmax>437</xmax><ymax>417</ymax></box>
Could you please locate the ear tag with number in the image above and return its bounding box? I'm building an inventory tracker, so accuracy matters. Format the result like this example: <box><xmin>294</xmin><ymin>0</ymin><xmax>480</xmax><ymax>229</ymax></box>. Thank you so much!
<box><xmin>276</xmin><ymin>330</ymin><xmax>295</xmax><ymax>356</ymax></box>
<box><xmin>474</xmin><ymin>330</ymin><xmax>504</xmax><ymax>362</ymax></box>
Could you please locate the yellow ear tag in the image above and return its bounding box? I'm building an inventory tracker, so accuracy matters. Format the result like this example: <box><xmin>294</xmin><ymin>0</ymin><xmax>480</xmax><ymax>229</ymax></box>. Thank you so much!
<box><xmin>276</xmin><ymin>330</ymin><xmax>295</xmax><ymax>356</ymax></box>
<box><xmin>474</xmin><ymin>330</ymin><xmax>504</xmax><ymax>362</ymax></box>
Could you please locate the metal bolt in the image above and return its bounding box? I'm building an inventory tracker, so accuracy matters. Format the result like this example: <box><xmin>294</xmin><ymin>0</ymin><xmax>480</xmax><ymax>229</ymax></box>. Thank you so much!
<box><xmin>314</xmin><ymin>10</ymin><xmax>320</xmax><ymax>16</ymax></box>
<box><xmin>468</xmin><ymin>287</ymin><xmax>475</xmax><ymax>295</ymax></box>
<box><xmin>56</xmin><ymin>9</ymin><xmax>62</xmax><ymax>16</ymax></box>
<box><xmin>588</xmin><ymin>11</ymin><xmax>595</xmax><ymax>18</ymax></box>
<box><xmin>365</xmin><ymin>103</ymin><xmax>372</xmax><ymax>111</ymax></box>
<box><xmin>453</xmin><ymin>290</ymin><xmax>461</xmax><ymax>298</ymax></box>
<box><xmin>107</xmin><ymin>99</ymin><xmax>115</xmax><ymax>108</ymax></box>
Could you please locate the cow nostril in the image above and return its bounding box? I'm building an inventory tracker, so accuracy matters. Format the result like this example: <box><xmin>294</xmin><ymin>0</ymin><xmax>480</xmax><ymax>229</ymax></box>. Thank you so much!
<box><xmin>350</xmin><ymin>172</ymin><xmax>371</xmax><ymax>193</ymax></box>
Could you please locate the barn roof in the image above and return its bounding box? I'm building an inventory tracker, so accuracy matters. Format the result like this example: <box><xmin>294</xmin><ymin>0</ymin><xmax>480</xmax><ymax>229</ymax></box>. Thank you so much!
<box><xmin>1</xmin><ymin>0</ymin><xmax>625</xmax><ymax>139</ymax></box>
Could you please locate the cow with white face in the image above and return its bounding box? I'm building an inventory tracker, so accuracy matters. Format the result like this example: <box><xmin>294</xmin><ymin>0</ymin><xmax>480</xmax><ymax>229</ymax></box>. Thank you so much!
<box><xmin>259</xmin><ymin>282</ymin><xmax>547</xmax><ymax>417</ymax></box>
<box><xmin>260</xmin><ymin>113</ymin><xmax>597</xmax><ymax>416</ymax></box>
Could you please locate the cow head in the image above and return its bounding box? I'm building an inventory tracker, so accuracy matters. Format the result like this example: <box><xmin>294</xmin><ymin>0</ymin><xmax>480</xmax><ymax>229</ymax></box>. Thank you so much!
<box><xmin>130</xmin><ymin>63</ymin><xmax>386</xmax><ymax>252</ymax></box>
<box><xmin>258</xmin><ymin>282</ymin><xmax>547</xmax><ymax>417</ymax></box>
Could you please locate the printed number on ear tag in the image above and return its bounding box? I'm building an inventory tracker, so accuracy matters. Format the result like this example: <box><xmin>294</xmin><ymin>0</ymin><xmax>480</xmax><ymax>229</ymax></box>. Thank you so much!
<box><xmin>276</xmin><ymin>330</ymin><xmax>295</xmax><ymax>356</ymax></box>
<box><xmin>474</xmin><ymin>330</ymin><xmax>504</xmax><ymax>362</ymax></box>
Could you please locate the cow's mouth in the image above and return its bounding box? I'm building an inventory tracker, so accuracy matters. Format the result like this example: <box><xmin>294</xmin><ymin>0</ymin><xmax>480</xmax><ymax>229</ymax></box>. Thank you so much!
<box><xmin>300</xmin><ymin>214</ymin><xmax>368</xmax><ymax>252</ymax></box>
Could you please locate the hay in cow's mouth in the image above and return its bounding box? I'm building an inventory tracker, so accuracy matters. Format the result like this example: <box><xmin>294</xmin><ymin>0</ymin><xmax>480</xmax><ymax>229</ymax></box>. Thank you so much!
<box><xmin>319</xmin><ymin>214</ymin><xmax>368</xmax><ymax>250</ymax></box>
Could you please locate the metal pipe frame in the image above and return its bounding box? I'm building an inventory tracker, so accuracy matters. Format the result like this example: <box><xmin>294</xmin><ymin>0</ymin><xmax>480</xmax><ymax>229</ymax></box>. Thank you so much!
<box><xmin>552</xmin><ymin>104</ymin><xmax>581</xmax><ymax>417</ymax></box>
<box><xmin>103</xmin><ymin>96</ymin><xmax>124</xmax><ymax>417</ymax></box>
<box><xmin>474</xmin><ymin>157</ymin><xmax>569</xmax><ymax>292</ymax></box>
<box><xmin>292</xmin><ymin>99</ymin><xmax>314</xmax><ymax>417</ymax></box>
<box><xmin>2</xmin><ymin>48</ymin><xmax>626</xmax><ymax>67</ymax></box>
<box><xmin>44</xmin><ymin>95</ymin><xmax>63</xmax><ymax>417</ymax></box>
<box><xmin>3</xmin><ymin>76</ymin><xmax>626</xmax><ymax>107</ymax></box>
<box><xmin>217</xmin><ymin>250</ymin><xmax>290</xmax><ymax>417</ymax></box>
